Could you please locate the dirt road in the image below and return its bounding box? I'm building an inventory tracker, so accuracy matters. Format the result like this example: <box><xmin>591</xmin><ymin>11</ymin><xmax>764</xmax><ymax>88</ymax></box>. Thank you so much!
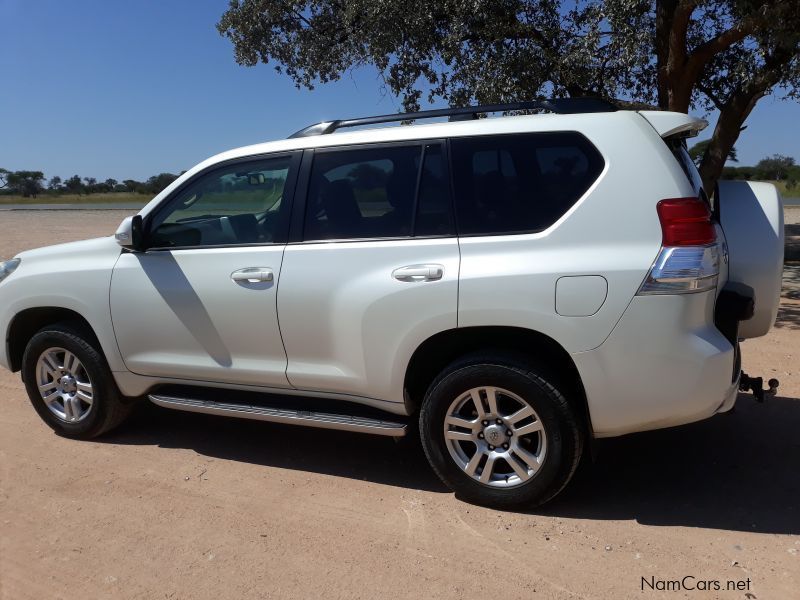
<box><xmin>1</xmin><ymin>210</ymin><xmax>798</xmax><ymax>599</ymax></box>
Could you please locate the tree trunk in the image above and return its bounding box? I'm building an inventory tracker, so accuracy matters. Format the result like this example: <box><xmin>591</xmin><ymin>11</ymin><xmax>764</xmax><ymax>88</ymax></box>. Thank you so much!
<box><xmin>655</xmin><ymin>0</ymin><xmax>679</xmax><ymax>109</ymax></box>
<box><xmin>697</xmin><ymin>46</ymin><xmax>792</xmax><ymax>192</ymax></box>
<box><xmin>697</xmin><ymin>98</ymin><xmax>755</xmax><ymax>193</ymax></box>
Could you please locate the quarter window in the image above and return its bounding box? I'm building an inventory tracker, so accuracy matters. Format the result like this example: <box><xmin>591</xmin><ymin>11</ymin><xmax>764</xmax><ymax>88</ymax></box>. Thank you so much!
<box><xmin>450</xmin><ymin>133</ymin><xmax>604</xmax><ymax>235</ymax></box>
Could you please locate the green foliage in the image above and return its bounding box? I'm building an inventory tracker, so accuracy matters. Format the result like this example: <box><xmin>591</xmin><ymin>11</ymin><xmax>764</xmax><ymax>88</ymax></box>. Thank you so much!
<box><xmin>145</xmin><ymin>173</ymin><xmax>179</xmax><ymax>194</ymax></box>
<box><xmin>0</xmin><ymin>170</ymin><xmax>180</xmax><ymax>200</ymax></box>
<box><xmin>722</xmin><ymin>155</ymin><xmax>799</xmax><ymax>190</ymax></box>
<box><xmin>689</xmin><ymin>140</ymin><xmax>737</xmax><ymax>165</ymax></box>
<box><xmin>4</xmin><ymin>170</ymin><xmax>45</xmax><ymax>198</ymax></box>
<box><xmin>218</xmin><ymin>1</ymin><xmax>800</xmax><ymax>111</ymax></box>
<box><xmin>0</xmin><ymin>193</ymin><xmax>151</xmax><ymax>206</ymax></box>
<box><xmin>217</xmin><ymin>1</ymin><xmax>800</xmax><ymax>191</ymax></box>
<box><xmin>755</xmin><ymin>154</ymin><xmax>796</xmax><ymax>181</ymax></box>
<box><xmin>721</xmin><ymin>166</ymin><xmax>755</xmax><ymax>180</ymax></box>
<box><xmin>64</xmin><ymin>175</ymin><xmax>83</xmax><ymax>195</ymax></box>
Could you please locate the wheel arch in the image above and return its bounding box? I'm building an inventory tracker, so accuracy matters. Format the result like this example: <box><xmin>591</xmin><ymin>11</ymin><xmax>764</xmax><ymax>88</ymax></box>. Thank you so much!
<box><xmin>6</xmin><ymin>307</ymin><xmax>102</xmax><ymax>373</ymax></box>
<box><xmin>403</xmin><ymin>326</ymin><xmax>592</xmax><ymax>434</ymax></box>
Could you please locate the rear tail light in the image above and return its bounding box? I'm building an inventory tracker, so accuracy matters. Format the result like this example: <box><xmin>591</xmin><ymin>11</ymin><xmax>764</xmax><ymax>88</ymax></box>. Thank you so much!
<box><xmin>638</xmin><ymin>197</ymin><xmax>720</xmax><ymax>295</ymax></box>
<box><xmin>656</xmin><ymin>197</ymin><xmax>716</xmax><ymax>246</ymax></box>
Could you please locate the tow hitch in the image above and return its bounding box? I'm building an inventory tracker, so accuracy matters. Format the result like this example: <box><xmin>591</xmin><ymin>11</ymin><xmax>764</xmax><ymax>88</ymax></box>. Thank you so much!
<box><xmin>739</xmin><ymin>371</ymin><xmax>779</xmax><ymax>402</ymax></box>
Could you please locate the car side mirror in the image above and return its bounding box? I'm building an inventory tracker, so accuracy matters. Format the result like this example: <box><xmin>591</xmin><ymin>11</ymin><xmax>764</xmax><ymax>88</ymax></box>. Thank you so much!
<box><xmin>115</xmin><ymin>215</ymin><xmax>144</xmax><ymax>250</ymax></box>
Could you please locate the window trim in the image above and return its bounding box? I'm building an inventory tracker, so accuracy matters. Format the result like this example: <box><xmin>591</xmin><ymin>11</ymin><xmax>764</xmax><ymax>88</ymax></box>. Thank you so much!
<box><xmin>448</xmin><ymin>130</ymin><xmax>606</xmax><ymax>238</ymax></box>
<box><xmin>288</xmin><ymin>139</ymin><xmax>453</xmax><ymax>244</ymax></box>
<box><xmin>142</xmin><ymin>151</ymin><xmax>302</xmax><ymax>251</ymax></box>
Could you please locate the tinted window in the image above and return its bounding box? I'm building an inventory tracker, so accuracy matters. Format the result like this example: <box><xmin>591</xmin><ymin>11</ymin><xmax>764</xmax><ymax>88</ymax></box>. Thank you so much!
<box><xmin>450</xmin><ymin>133</ymin><xmax>604</xmax><ymax>235</ymax></box>
<box><xmin>415</xmin><ymin>144</ymin><xmax>454</xmax><ymax>236</ymax></box>
<box><xmin>667</xmin><ymin>139</ymin><xmax>709</xmax><ymax>206</ymax></box>
<box><xmin>304</xmin><ymin>144</ymin><xmax>452</xmax><ymax>241</ymax></box>
<box><xmin>149</xmin><ymin>157</ymin><xmax>292</xmax><ymax>247</ymax></box>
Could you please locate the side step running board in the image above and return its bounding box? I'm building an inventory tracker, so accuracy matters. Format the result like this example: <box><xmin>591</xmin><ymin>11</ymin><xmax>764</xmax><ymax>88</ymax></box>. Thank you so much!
<box><xmin>149</xmin><ymin>394</ymin><xmax>408</xmax><ymax>437</ymax></box>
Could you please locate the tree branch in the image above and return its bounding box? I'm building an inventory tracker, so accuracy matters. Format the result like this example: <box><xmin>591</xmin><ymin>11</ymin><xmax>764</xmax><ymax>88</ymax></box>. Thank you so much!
<box><xmin>697</xmin><ymin>82</ymin><xmax>725</xmax><ymax>112</ymax></box>
<box><xmin>688</xmin><ymin>13</ymin><xmax>762</xmax><ymax>68</ymax></box>
<box><xmin>669</xmin><ymin>0</ymin><xmax>697</xmax><ymax>67</ymax></box>
<box><xmin>459</xmin><ymin>25</ymin><xmax>547</xmax><ymax>46</ymax></box>
<box><xmin>698</xmin><ymin>46</ymin><xmax>794</xmax><ymax>191</ymax></box>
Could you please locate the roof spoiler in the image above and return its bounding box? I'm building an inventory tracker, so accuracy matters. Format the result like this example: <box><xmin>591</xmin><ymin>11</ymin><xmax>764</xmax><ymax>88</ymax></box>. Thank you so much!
<box><xmin>638</xmin><ymin>111</ymin><xmax>708</xmax><ymax>139</ymax></box>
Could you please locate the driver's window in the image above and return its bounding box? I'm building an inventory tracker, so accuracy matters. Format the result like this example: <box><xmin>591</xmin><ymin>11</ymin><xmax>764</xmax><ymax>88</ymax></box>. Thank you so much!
<box><xmin>149</xmin><ymin>156</ymin><xmax>292</xmax><ymax>248</ymax></box>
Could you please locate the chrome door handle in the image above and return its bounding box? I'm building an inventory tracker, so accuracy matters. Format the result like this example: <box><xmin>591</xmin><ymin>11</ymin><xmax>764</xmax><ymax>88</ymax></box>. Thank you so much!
<box><xmin>231</xmin><ymin>267</ymin><xmax>274</xmax><ymax>283</ymax></box>
<box><xmin>392</xmin><ymin>264</ymin><xmax>444</xmax><ymax>282</ymax></box>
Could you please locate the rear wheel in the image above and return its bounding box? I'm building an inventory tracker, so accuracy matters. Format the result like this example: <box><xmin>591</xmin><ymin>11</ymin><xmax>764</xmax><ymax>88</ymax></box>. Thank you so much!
<box><xmin>22</xmin><ymin>323</ymin><xmax>133</xmax><ymax>439</ymax></box>
<box><xmin>419</xmin><ymin>353</ymin><xmax>583</xmax><ymax>508</ymax></box>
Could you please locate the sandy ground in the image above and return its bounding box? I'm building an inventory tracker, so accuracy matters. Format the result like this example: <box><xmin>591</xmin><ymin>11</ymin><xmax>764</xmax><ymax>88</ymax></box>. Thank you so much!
<box><xmin>0</xmin><ymin>209</ymin><xmax>798</xmax><ymax>600</ymax></box>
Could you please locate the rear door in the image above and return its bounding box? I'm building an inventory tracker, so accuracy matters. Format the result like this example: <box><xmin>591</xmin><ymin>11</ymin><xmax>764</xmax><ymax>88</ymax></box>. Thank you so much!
<box><xmin>277</xmin><ymin>142</ymin><xmax>459</xmax><ymax>404</ymax></box>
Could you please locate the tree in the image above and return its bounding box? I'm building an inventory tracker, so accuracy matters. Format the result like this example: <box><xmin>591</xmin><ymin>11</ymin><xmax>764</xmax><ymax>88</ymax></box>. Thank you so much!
<box><xmin>0</xmin><ymin>168</ymin><xmax>8</xmax><ymax>189</ymax></box>
<box><xmin>64</xmin><ymin>175</ymin><xmax>84</xmax><ymax>195</ymax></box>
<box><xmin>6</xmin><ymin>171</ymin><xmax>45</xmax><ymax>198</ymax></box>
<box><xmin>48</xmin><ymin>176</ymin><xmax>63</xmax><ymax>191</ymax></box>
<box><xmin>754</xmin><ymin>154</ymin><xmax>795</xmax><ymax>180</ymax></box>
<box><xmin>123</xmin><ymin>179</ymin><xmax>142</xmax><ymax>193</ymax></box>
<box><xmin>688</xmin><ymin>139</ymin><xmax>736</xmax><ymax>166</ymax></box>
<box><xmin>104</xmin><ymin>178</ymin><xmax>118</xmax><ymax>191</ymax></box>
<box><xmin>218</xmin><ymin>0</ymin><xmax>800</xmax><ymax>192</ymax></box>
<box><xmin>145</xmin><ymin>173</ymin><xmax>179</xmax><ymax>194</ymax></box>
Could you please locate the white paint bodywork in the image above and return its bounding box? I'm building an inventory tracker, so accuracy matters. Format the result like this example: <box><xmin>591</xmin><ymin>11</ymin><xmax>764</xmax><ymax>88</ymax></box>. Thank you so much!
<box><xmin>277</xmin><ymin>238</ymin><xmax>459</xmax><ymax>402</ymax></box>
<box><xmin>110</xmin><ymin>246</ymin><xmax>291</xmax><ymax>387</ymax></box>
<box><xmin>0</xmin><ymin>109</ymin><xmax>780</xmax><ymax>437</ymax></box>
<box><xmin>0</xmin><ymin>237</ymin><xmax>127</xmax><ymax>372</ymax></box>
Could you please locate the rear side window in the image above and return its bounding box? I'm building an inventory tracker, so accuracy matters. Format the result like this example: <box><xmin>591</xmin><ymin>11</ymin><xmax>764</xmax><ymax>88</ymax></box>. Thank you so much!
<box><xmin>667</xmin><ymin>139</ymin><xmax>709</xmax><ymax>206</ymax></box>
<box><xmin>450</xmin><ymin>132</ymin><xmax>604</xmax><ymax>235</ymax></box>
<box><xmin>303</xmin><ymin>143</ymin><xmax>452</xmax><ymax>241</ymax></box>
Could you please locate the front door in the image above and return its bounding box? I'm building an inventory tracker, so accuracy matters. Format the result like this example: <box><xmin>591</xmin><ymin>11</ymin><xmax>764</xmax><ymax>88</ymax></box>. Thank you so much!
<box><xmin>110</xmin><ymin>153</ymin><xmax>299</xmax><ymax>387</ymax></box>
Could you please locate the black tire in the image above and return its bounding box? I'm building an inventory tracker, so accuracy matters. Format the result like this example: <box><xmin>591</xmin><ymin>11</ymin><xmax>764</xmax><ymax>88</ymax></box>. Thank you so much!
<box><xmin>21</xmin><ymin>322</ymin><xmax>133</xmax><ymax>439</ymax></box>
<box><xmin>419</xmin><ymin>352</ymin><xmax>584</xmax><ymax>509</ymax></box>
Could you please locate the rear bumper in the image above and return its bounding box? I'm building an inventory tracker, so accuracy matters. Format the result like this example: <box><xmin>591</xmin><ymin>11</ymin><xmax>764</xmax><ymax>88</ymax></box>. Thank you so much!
<box><xmin>573</xmin><ymin>291</ymin><xmax>738</xmax><ymax>438</ymax></box>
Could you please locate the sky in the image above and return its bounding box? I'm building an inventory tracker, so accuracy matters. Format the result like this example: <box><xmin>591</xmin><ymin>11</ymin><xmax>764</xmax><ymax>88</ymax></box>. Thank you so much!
<box><xmin>2</xmin><ymin>0</ymin><xmax>799</xmax><ymax>182</ymax></box>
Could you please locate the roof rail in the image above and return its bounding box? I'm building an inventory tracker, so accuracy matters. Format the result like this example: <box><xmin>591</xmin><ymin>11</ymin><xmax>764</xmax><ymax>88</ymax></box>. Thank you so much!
<box><xmin>288</xmin><ymin>97</ymin><xmax>617</xmax><ymax>138</ymax></box>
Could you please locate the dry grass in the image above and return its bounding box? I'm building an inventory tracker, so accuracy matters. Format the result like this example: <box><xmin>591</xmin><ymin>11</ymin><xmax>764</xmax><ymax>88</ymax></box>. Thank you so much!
<box><xmin>0</xmin><ymin>192</ymin><xmax>151</xmax><ymax>205</ymax></box>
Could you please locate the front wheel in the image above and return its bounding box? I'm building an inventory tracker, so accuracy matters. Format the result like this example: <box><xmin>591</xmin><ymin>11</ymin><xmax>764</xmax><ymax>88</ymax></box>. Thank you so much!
<box><xmin>419</xmin><ymin>354</ymin><xmax>584</xmax><ymax>508</ymax></box>
<box><xmin>22</xmin><ymin>323</ymin><xmax>133</xmax><ymax>439</ymax></box>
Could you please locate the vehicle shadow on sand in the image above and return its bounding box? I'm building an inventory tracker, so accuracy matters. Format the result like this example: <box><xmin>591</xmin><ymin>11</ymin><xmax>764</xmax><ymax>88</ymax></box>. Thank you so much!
<box><xmin>546</xmin><ymin>393</ymin><xmax>800</xmax><ymax>535</ymax></box>
<box><xmin>111</xmin><ymin>402</ymin><xmax>447</xmax><ymax>493</ymax></box>
<box><xmin>105</xmin><ymin>392</ymin><xmax>800</xmax><ymax>535</ymax></box>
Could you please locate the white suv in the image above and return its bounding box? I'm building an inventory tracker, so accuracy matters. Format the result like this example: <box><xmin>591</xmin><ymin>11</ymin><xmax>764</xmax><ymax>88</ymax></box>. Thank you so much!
<box><xmin>0</xmin><ymin>100</ymin><xmax>784</xmax><ymax>507</ymax></box>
